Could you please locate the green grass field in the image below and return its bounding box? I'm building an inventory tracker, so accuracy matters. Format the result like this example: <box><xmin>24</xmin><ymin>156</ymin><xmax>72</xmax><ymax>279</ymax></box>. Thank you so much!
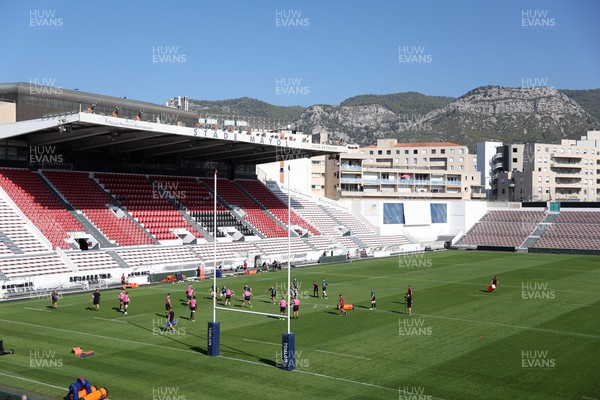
<box><xmin>0</xmin><ymin>251</ymin><xmax>599</xmax><ymax>400</ymax></box>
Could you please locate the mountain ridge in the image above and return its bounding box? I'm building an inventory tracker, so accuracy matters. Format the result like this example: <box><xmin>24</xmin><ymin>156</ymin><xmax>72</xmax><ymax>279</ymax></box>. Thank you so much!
<box><xmin>187</xmin><ymin>86</ymin><xmax>600</xmax><ymax>150</ymax></box>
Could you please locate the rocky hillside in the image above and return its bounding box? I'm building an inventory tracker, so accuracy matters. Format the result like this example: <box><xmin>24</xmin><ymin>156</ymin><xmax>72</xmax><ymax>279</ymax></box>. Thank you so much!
<box><xmin>187</xmin><ymin>87</ymin><xmax>599</xmax><ymax>150</ymax></box>
<box><xmin>296</xmin><ymin>86</ymin><xmax>598</xmax><ymax>149</ymax></box>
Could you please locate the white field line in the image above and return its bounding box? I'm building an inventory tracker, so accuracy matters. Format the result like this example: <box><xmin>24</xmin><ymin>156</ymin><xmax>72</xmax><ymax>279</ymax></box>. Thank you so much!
<box><xmin>314</xmin><ymin>349</ymin><xmax>371</xmax><ymax>361</ymax></box>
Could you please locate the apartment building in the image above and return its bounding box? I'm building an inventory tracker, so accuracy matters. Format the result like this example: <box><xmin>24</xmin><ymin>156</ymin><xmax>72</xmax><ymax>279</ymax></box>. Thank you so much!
<box><xmin>491</xmin><ymin>131</ymin><xmax>600</xmax><ymax>202</ymax></box>
<box><xmin>323</xmin><ymin>139</ymin><xmax>483</xmax><ymax>200</ymax></box>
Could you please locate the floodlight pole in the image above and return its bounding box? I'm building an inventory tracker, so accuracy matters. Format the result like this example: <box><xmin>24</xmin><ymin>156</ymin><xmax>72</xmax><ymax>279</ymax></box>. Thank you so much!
<box><xmin>281</xmin><ymin>164</ymin><xmax>295</xmax><ymax>370</ymax></box>
<box><xmin>208</xmin><ymin>169</ymin><xmax>220</xmax><ymax>356</ymax></box>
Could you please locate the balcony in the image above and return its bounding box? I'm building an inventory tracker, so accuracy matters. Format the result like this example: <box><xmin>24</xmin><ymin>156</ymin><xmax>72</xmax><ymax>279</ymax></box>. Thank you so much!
<box><xmin>551</xmin><ymin>168</ymin><xmax>582</xmax><ymax>176</ymax></box>
<box><xmin>492</xmin><ymin>152</ymin><xmax>503</xmax><ymax>162</ymax></box>
<box><xmin>362</xmin><ymin>161</ymin><xmax>392</xmax><ymax>168</ymax></box>
<box><xmin>340</xmin><ymin>177</ymin><xmax>362</xmax><ymax>184</ymax></box>
<box><xmin>552</xmin><ymin>153</ymin><xmax>583</xmax><ymax>159</ymax></box>
<box><xmin>551</xmin><ymin>161</ymin><xmax>582</xmax><ymax>168</ymax></box>
<box><xmin>340</xmin><ymin>164</ymin><xmax>362</xmax><ymax>171</ymax></box>
<box><xmin>554</xmin><ymin>181</ymin><xmax>583</xmax><ymax>188</ymax></box>
<box><xmin>340</xmin><ymin>190</ymin><xmax>465</xmax><ymax>199</ymax></box>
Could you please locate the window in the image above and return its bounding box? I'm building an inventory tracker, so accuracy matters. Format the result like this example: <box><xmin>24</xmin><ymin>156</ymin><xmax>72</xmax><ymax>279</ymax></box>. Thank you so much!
<box><xmin>543</xmin><ymin>158</ymin><xmax>548</xmax><ymax>163</ymax></box>
<box><xmin>423</xmin><ymin>158</ymin><xmax>428</xmax><ymax>162</ymax></box>
<box><xmin>459</xmin><ymin>165</ymin><xmax>464</xmax><ymax>170</ymax></box>
<box><xmin>545</xmin><ymin>177</ymin><xmax>549</xmax><ymax>183</ymax></box>
<box><xmin>396</xmin><ymin>150</ymin><xmax>400</xmax><ymax>154</ymax></box>
<box><xmin>459</xmin><ymin>157</ymin><xmax>464</xmax><ymax>162</ymax></box>
<box><xmin>378</xmin><ymin>150</ymin><xmax>382</xmax><ymax>155</ymax></box>
<box><xmin>413</xmin><ymin>150</ymin><xmax>418</xmax><ymax>154</ymax></box>
<box><xmin>404</xmin><ymin>150</ymin><xmax>409</xmax><ymax>155</ymax></box>
<box><xmin>360</xmin><ymin>150</ymin><xmax>365</xmax><ymax>155</ymax></box>
<box><xmin>459</xmin><ymin>149</ymin><xmax>464</xmax><ymax>154</ymax></box>
<box><xmin>513</xmin><ymin>158</ymin><xmax>517</xmax><ymax>163</ymax></box>
<box><xmin>537</xmin><ymin>177</ymin><xmax>542</xmax><ymax>183</ymax></box>
<box><xmin>431</xmin><ymin>149</ymin><xmax>437</xmax><ymax>154</ymax></box>
<box><xmin>413</xmin><ymin>158</ymin><xmax>417</xmax><ymax>164</ymax></box>
<box><xmin>422</xmin><ymin>149</ymin><xmax>427</xmax><ymax>155</ymax></box>
<box><xmin>441</xmin><ymin>149</ymin><xmax>446</xmax><ymax>154</ymax></box>
<box><xmin>369</xmin><ymin>150</ymin><xmax>373</xmax><ymax>155</ymax></box>
<box><xmin>513</xmin><ymin>148</ymin><xmax>518</xmax><ymax>153</ymax></box>
<box><xmin>449</xmin><ymin>157</ymin><xmax>454</xmax><ymax>162</ymax></box>
<box><xmin>537</xmin><ymin>187</ymin><xmax>542</xmax><ymax>193</ymax></box>
<box><xmin>543</xmin><ymin>167</ymin><xmax>547</xmax><ymax>172</ymax></box>
<box><xmin>449</xmin><ymin>165</ymin><xmax>454</xmax><ymax>170</ymax></box>
<box><xmin>386</xmin><ymin>150</ymin><xmax>391</xmax><ymax>155</ymax></box>
<box><xmin>404</xmin><ymin>158</ymin><xmax>409</xmax><ymax>165</ymax></box>
<box><xmin>450</xmin><ymin>149</ymin><xmax>455</xmax><ymax>154</ymax></box>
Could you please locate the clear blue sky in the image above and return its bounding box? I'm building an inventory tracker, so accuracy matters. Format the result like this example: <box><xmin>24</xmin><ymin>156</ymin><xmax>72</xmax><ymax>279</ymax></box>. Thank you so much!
<box><xmin>1</xmin><ymin>0</ymin><xmax>598</xmax><ymax>106</ymax></box>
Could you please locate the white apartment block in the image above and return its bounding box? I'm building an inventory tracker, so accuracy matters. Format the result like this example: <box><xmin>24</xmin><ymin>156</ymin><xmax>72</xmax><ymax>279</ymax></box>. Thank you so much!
<box><xmin>491</xmin><ymin>131</ymin><xmax>600</xmax><ymax>202</ymax></box>
<box><xmin>323</xmin><ymin>139</ymin><xmax>483</xmax><ymax>200</ymax></box>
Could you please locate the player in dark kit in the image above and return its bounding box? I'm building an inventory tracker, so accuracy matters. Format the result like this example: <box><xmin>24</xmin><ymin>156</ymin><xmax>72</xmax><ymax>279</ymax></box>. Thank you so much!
<box><xmin>312</xmin><ymin>281</ymin><xmax>319</xmax><ymax>297</ymax></box>
<box><xmin>267</xmin><ymin>286</ymin><xmax>277</xmax><ymax>303</ymax></box>
<box><xmin>370</xmin><ymin>288</ymin><xmax>376</xmax><ymax>310</ymax></box>
<box><xmin>50</xmin><ymin>290</ymin><xmax>59</xmax><ymax>309</ymax></box>
<box><xmin>405</xmin><ymin>286</ymin><xmax>412</xmax><ymax>316</ymax></box>
<box><xmin>91</xmin><ymin>289</ymin><xmax>101</xmax><ymax>311</ymax></box>
<box><xmin>322</xmin><ymin>278</ymin><xmax>328</xmax><ymax>299</ymax></box>
<box><xmin>166</xmin><ymin>309</ymin><xmax>176</xmax><ymax>332</ymax></box>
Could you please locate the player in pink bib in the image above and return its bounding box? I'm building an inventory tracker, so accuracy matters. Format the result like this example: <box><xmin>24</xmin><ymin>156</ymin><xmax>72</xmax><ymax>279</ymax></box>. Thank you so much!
<box><xmin>189</xmin><ymin>296</ymin><xmax>197</xmax><ymax>321</ymax></box>
<box><xmin>292</xmin><ymin>297</ymin><xmax>301</xmax><ymax>319</ymax></box>
<box><xmin>122</xmin><ymin>292</ymin><xmax>130</xmax><ymax>314</ymax></box>
<box><xmin>279</xmin><ymin>297</ymin><xmax>287</xmax><ymax>320</ymax></box>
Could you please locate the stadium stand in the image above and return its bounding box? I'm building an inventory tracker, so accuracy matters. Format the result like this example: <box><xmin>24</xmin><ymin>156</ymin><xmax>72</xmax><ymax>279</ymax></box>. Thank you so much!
<box><xmin>0</xmin><ymin>168</ymin><xmax>83</xmax><ymax>249</ymax></box>
<box><xmin>96</xmin><ymin>173</ymin><xmax>202</xmax><ymax>241</ymax></box>
<box><xmin>44</xmin><ymin>170</ymin><xmax>154</xmax><ymax>246</ymax></box>
<box><xmin>151</xmin><ymin>175</ymin><xmax>255</xmax><ymax>238</ymax></box>
<box><xmin>356</xmin><ymin>235</ymin><xmax>411</xmax><ymax>248</ymax></box>
<box><xmin>236</xmin><ymin>179</ymin><xmax>321</xmax><ymax>235</ymax></box>
<box><xmin>272</xmin><ymin>185</ymin><xmax>375</xmax><ymax>236</ymax></box>
<box><xmin>114</xmin><ymin>246</ymin><xmax>200</xmax><ymax>268</ymax></box>
<box><xmin>192</xmin><ymin>242</ymin><xmax>257</xmax><ymax>263</ymax></box>
<box><xmin>320</xmin><ymin>203</ymin><xmax>375</xmax><ymax>236</ymax></box>
<box><xmin>0</xmin><ymin>196</ymin><xmax>50</xmax><ymax>253</ymax></box>
<box><xmin>201</xmin><ymin>178</ymin><xmax>288</xmax><ymax>238</ymax></box>
<box><xmin>457</xmin><ymin>210</ymin><xmax>544</xmax><ymax>248</ymax></box>
<box><xmin>0</xmin><ymin>254</ymin><xmax>71</xmax><ymax>279</ymax></box>
<box><xmin>253</xmin><ymin>237</ymin><xmax>314</xmax><ymax>256</ymax></box>
<box><xmin>533</xmin><ymin>211</ymin><xmax>600</xmax><ymax>250</ymax></box>
<box><xmin>270</xmin><ymin>189</ymin><xmax>342</xmax><ymax>236</ymax></box>
<box><xmin>65</xmin><ymin>251</ymin><xmax>120</xmax><ymax>272</ymax></box>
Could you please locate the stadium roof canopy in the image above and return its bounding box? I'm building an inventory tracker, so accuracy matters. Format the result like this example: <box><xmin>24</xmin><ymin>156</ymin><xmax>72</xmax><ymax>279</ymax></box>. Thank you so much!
<box><xmin>0</xmin><ymin>83</ymin><xmax>346</xmax><ymax>165</ymax></box>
